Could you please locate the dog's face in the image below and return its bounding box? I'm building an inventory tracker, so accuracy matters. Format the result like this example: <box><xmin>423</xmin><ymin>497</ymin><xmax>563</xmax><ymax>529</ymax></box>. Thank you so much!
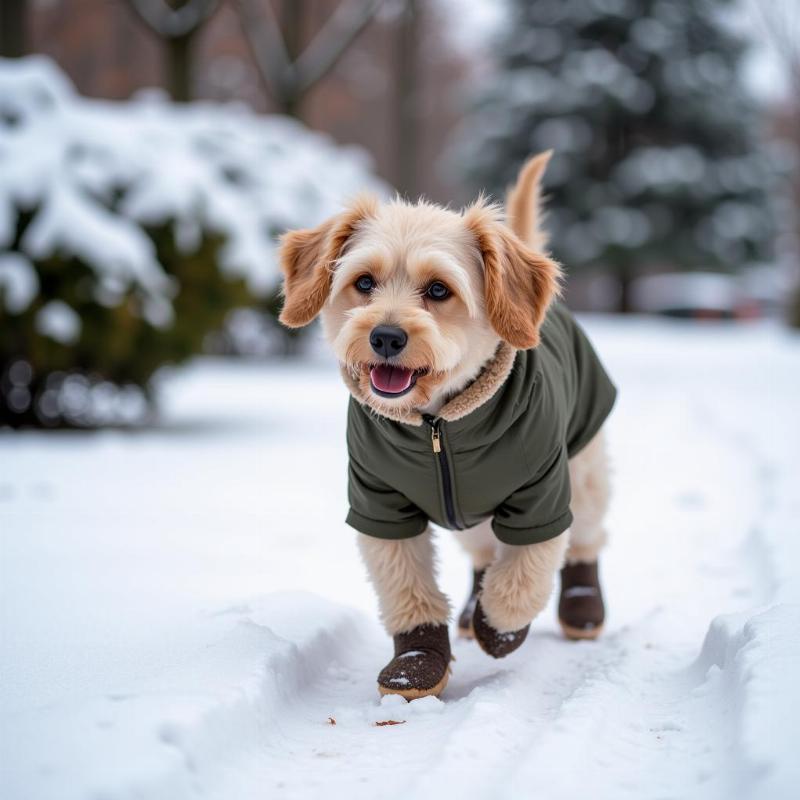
<box><xmin>320</xmin><ymin>200</ymin><xmax>500</xmax><ymax>414</ymax></box>
<box><xmin>278</xmin><ymin>194</ymin><xmax>560</xmax><ymax>416</ymax></box>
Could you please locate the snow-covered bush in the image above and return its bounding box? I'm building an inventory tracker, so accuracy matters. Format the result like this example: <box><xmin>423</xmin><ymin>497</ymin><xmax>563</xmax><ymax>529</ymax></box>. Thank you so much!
<box><xmin>0</xmin><ymin>57</ymin><xmax>384</xmax><ymax>427</ymax></box>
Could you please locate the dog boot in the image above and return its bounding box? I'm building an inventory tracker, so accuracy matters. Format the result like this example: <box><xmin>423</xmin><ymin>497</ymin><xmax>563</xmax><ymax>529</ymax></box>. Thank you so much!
<box><xmin>377</xmin><ymin>623</ymin><xmax>452</xmax><ymax>700</ymax></box>
<box><xmin>472</xmin><ymin>600</ymin><xmax>530</xmax><ymax>658</ymax></box>
<box><xmin>559</xmin><ymin>560</ymin><xmax>605</xmax><ymax>640</ymax></box>
<box><xmin>457</xmin><ymin>567</ymin><xmax>486</xmax><ymax>639</ymax></box>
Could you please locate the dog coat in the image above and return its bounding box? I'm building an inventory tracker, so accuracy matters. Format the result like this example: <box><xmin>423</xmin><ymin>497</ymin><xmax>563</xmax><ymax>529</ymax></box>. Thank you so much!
<box><xmin>345</xmin><ymin>302</ymin><xmax>617</xmax><ymax>545</ymax></box>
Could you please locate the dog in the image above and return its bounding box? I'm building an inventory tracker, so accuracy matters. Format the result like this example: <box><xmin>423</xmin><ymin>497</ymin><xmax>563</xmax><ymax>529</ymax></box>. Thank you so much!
<box><xmin>278</xmin><ymin>152</ymin><xmax>616</xmax><ymax>700</ymax></box>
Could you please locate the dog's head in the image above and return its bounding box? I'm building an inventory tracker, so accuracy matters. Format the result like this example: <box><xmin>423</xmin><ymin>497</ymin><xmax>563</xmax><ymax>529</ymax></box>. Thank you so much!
<box><xmin>278</xmin><ymin>155</ymin><xmax>561</xmax><ymax>416</ymax></box>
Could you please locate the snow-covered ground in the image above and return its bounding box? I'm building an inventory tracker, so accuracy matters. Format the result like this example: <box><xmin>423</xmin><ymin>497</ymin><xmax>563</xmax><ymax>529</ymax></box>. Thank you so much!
<box><xmin>1</xmin><ymin>318</ymin><xmax>798</xmax><ymax>800</ymax></box>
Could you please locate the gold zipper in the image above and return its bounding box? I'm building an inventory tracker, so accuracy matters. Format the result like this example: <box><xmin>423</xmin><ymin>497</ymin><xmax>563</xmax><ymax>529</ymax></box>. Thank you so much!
<box><xmin>431</xmin><ymin>426</ymin><xmax>442</xmax><ymax>453</ymax></box>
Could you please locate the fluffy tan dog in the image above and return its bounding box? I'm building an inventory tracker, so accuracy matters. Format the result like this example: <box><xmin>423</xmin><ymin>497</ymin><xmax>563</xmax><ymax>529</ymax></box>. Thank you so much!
<box><xmin>278</xmin><ymin>153</ymin><xmax>614</xmax><ymax>700</ymax></box>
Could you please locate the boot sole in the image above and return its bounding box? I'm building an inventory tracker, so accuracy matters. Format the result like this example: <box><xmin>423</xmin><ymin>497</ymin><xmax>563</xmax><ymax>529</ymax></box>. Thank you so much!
<box><xmin>560</xmin><ymin>621</ymin><xmax>604</xmax><ymax>641</ymax></box>
<box><xmin>377</xmin><ymin>669</ymin><xmax>450</xmax><ymax>701</ymax></box>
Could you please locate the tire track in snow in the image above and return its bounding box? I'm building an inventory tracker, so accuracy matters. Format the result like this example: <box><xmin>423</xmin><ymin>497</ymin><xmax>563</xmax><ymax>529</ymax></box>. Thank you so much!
<box><xmin>199</xmin><ymin>354</ymin><xmax>777</xmax><ymax>800</ymax></box>
<box><xmin>199</xmin><ymin>620</ymin><xmax>616</xmax><ymax>800</ymax></box>
<box><xmin>489</xmin><ymin>393</ymin><xmax>778</xmax><ymax>800</ymax></box>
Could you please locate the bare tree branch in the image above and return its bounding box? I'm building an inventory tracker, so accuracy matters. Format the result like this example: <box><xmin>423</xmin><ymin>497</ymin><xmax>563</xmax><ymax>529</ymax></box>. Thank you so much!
<box><xmin>294</xmin><ymin>0</ymin><xmax>385</xmax><ymax>94</ymax></box>
<box><xmin>235</xmin><ymin>0</ymin><xmax>294</xmax><ymax>101</ymax></box>
<box><xmin>125</xmin><ymin>0</ymin><xmax>220</xmax><ymax>39</ymax></box>
<box><xmin>234</xmin><ymin>0</ymin><xmax>386</xmax><ymax>112</ymax></box>
<box><xmin>123</xmin><ymin>0</ymin><xmax>221</xmax><ymax>101</ymax></box>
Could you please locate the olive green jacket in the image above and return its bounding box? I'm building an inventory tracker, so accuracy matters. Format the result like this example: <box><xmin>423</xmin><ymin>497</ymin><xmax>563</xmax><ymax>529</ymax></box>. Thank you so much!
<box><xmin>345</xmin><ymin>302</ymin><xmax>617</xmax><ymax>545</ymax></box>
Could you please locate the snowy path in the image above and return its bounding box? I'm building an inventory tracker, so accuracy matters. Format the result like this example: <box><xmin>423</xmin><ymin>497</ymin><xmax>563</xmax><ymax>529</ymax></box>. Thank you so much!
<box><xmin>2</xmin><ymin>319</ymin><xmax>798</xmax><ymax>799</ymax></box>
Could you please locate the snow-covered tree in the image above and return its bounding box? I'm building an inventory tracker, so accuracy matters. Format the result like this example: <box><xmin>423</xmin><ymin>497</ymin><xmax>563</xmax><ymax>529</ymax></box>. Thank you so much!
<box><xmin>461</xmin><ymin>0</ymin><xmax>776</xmax><ymax>310</ymax></box>
<box><xmin>0</xmin><ymin>57</ymin><xmax>384</xmax><ymax>427</ymax></box>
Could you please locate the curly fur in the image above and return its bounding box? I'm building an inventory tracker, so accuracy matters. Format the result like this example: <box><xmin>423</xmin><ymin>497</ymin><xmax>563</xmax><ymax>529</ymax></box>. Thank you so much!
<box><xmin>463</xmin><ymin>200</ymin><xmax>562</xmax><ymax>350</ymax></box>
<box><xmin>479</xmin><ymin>533</ymin><xmax>569</xmax><ymax>633</ymax></box>
<box><xmin>505</xmin><ymin>151</ymin><xmax>552</xmax><ymax>253</ymax></box>
<box><xmin>357</xmin><ymin>529</ymin><xmax>451</xmax><ymax>635</ymax></box>
<box><xmin>566</xmin><ymin>430</ymin><xmax>610</xmax><ymax>564</ymax></box>
<box><xmin>278</xmin><ymin>151</ymin><xmax>613</xmax><ymax>648</ymax></box>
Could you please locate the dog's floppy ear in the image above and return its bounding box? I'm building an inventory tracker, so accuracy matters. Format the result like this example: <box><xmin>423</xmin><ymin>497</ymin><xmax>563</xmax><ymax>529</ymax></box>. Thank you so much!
<box><xmin>278</xmin><ymin>195</ymin><xmax>378</xmax><ymax>327</ymax></box>
<box><xmin>464</xmin><ymin>201</ymin><xmax>561</xmax><ymax>349</ymax></box>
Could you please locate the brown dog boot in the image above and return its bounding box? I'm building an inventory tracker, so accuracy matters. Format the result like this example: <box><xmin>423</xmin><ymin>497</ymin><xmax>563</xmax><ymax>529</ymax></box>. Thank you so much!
<box><xmin>559</xmin><ymin>561</ymin><xmax>605</xmax><ymax>640</ymax></box>
<box><xmin>472</xmin><ymin>600</ymin><xmax>530</xmax><ymax>658</ymax></box>
<box><xmin>377</xmin><ymin>623</ymin><xmax>452</xmax><ymax>700</ymax></box>
<box><xmin>457</xmin><ymin>568</ymin><xmax>486</xmax><ymax>639</ymax></box>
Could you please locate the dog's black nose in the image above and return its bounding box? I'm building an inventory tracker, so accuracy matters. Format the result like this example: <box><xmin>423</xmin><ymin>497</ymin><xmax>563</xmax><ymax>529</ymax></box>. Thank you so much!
<box><xmin>370</xmin><ymin>325</ymin><xmax>408</xmax><ymax>358</ymax></box>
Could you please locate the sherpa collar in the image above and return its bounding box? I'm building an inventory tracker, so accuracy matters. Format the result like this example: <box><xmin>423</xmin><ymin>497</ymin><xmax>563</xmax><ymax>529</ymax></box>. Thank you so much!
<box><xmin>340</xmin><ymin>341</ymin><xmax>518</xmax><ymax>427</ymax></box>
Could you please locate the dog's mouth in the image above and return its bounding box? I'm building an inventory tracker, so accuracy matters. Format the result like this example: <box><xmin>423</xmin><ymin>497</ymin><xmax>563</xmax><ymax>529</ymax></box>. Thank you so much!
<box><xmin>368</xmin><ymin>364</ymin><xmax>429</xmax><ymax>398</ymax></box>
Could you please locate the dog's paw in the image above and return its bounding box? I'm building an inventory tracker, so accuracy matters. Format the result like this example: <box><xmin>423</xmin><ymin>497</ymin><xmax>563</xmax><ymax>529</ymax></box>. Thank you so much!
<box><xmin>559</xmin><ymin>561</ymin><xmax>605</xmax><ymax>641</ymax></box>
<box><xmin>479</xmin><ymin>576</ymin><xmax>542</xmax><ymax>633</ymax></box>
<box><xmin>377</xmin><ymin>623</ymin><xmax>452</xmax><ymax>699</ymax></box>
<box><xmin>472</xmin><ymin>601</ymin><xmax>529</xmax><ymax>658</ymax></box>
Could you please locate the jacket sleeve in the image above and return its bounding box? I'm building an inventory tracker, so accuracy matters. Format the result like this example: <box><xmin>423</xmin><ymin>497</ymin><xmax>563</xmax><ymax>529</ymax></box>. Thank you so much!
<box><xmin>346</xmin><ymin>451</ymin><xmax>428</xmax><ymax>540</ymax></box>
<box><xmin>491</xmin><ymin>443</ymin><xmax>573</xmax><ymax>545</ymax></box>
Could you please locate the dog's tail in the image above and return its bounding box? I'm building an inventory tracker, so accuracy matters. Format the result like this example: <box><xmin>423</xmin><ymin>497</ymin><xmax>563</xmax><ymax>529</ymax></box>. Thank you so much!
<box><xmin>505</xmin><ymin>150</ymin><xmax>552</xmax><ymax>252</ymax></box>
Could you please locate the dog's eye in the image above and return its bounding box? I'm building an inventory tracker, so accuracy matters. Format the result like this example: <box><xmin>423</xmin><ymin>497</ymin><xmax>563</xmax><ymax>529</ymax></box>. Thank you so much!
<box><xmin>426</xmin><ymin>281</ymin><xmax>450</xmax><ymax>301</ymax></box>
<box><xmin>355</xmin><ymin>275</ymin><xmax>375</xmax><ymax>293</ymax></box>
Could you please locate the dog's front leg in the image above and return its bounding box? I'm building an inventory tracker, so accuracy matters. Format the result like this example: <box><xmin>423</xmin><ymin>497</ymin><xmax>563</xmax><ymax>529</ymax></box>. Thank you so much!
<box><xmin>357</xmin><ymin>529</ymin><xmax>450</xmax><ymax>634</ymax></box>
<box><xmin>474</xmin><ymin>531</ymin><xmax>569</xmax><ymax>658</ymax></box>
<box><xmin>357</xmin><ymin>529</ymin><xmax>452</xmax><ymax>699</ymax></box>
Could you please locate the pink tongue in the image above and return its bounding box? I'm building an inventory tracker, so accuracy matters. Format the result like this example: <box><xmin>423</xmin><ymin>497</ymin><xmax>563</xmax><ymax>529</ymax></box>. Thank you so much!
<box><xmin>370</xmin><ymin>364</ymin><xmax>414</xmax><ymax>394</ymax></box>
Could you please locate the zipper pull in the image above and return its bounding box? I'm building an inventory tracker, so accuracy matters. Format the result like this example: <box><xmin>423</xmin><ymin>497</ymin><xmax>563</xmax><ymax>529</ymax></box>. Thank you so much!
<box><xmin>431</xmin><ymin>424</ymin><xmax>442</xmax><ymax>453</ymax></box>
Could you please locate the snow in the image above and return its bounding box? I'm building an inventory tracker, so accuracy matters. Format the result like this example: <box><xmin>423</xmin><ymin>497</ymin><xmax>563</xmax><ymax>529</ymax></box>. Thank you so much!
<box><xmin>0</xmin><ymin>252</ymin><xmax>38</xmax><ymax>313</ymax></box>
<box><xmin>1</xmin><ymin>318</ymin><xmax>799</xmax><ymax>799</ymax></box>
<box><xmin>34</xmin><ymin>299</ymin><xmax>82</xmax><ymax>344</ymax></box>
<box><xmin>0</xmin><ymin>56</ymin><xmax>386</xmax><ymax>321</ymax></box>
<box><xmin>695</xmin><ymin>607</ymin><xmax>800</xmax><ymax>797</ymax></box>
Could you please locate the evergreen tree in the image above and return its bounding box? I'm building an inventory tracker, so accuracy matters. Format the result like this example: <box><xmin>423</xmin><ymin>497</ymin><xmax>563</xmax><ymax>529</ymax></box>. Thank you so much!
<box><xmin>462</xmin><ymin>0</ymin><xmax>775</xmax><ymax>310</ymax></box>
